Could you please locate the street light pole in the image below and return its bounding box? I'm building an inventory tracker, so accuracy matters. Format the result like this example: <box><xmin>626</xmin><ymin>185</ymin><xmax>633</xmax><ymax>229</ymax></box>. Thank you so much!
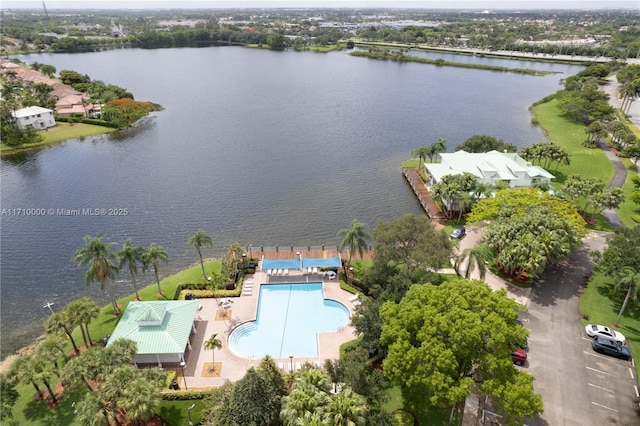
<box><xmin>180</xmin><ymin>361</ymin><xmax>188</xmax><ymax>390</ymax></box>
<box><xmin>289</xmin><ymin>354</ymin><xmax>294</xmax><ymax>373</ymax></box>
<box><xmin>187</xmin><ymin>403</ymin><xmax>195</xmax><ymax>426</ymax></box>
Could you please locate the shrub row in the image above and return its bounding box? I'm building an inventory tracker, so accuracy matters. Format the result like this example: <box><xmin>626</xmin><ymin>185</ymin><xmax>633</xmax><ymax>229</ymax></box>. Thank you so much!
<box><xmin>55</xmin><ymin>116</ymin><xmax>120</xmax><ymax>128</ymax></box>
<box><xmin>161</xmin><ymin>389</ymin><xmax>215</xmax><ymax>401</ymax></box>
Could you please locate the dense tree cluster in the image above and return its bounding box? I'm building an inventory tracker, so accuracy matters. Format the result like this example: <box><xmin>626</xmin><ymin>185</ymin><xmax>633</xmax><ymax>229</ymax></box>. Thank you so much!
<box><xmin>468</xmin><ymin>188</ymin><xmax>586</xmax><ymax>280</ymax></box>
<box><xmin>381</xmin><ymin>279</ymin><xmax>542</xmax><ymax>424</ymax></box>
<box><xmin>455</xmin><ymin>134</ymin><xmax>517</xmax><ymax>153</ymax></box>
<box><xmin>519</xmin><ymin>142</ymin><xmax>571</xmax><ymax>171</ymax></box>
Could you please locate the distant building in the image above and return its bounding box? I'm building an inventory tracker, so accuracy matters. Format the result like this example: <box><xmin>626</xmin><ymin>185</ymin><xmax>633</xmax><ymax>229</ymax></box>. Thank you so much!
<box><xmin>424</xmin><ymin>150</ymin><xmax>554</xmax><ymax>188</ymax></box>
<box><xmin>12</xmin><ymin>106</ymin><xmax>56</xmax><ymax>130</ymax></box>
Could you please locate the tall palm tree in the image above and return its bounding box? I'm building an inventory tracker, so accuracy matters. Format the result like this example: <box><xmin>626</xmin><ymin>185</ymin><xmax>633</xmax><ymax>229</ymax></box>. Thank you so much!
<box><xmin>142</xmin><ymin>243</ymin><xmax>169</xmax><ymax>295</ymax></box>
<box><xmin>45</xmin><ymin>311</ymin><xmax>80</xmax><ymax>355</ymax></box>
<box><xmin>187</xmin><ymin>230</ymin><xmax>213</xmax><ymax>279</ymax></box>
<box><xmin>76</xmin><ymin>297</ymin><xmax>99</xmax><ymax>347</ymax></box>
<box><xmin>337</xmin><ymin>220</ymin><xmax>371</xmax><ymax>264</ymax></box>
<box><xmin>455</xmin><ymin>244</ymin><xmax>492</xmax><ymax>280</ymax></box>
<box><xmin>36</xmin><ymin>336</ymin><xmax>66</xmax><ymax>380</ymax></box>
<box><xmin>117</xmin><ymin>239</ymin><xmax>146</xmax><ymax>301</ymax></box>
<box><xmin>72</xmin><ymin>233</ymin><xmax>121</xmax><ymax>315</ymax></box>
<box><xmin>9</xmin><ymin>355</ymin><xmax>44</xmax><ymax>400</ymax></box>
<box><xmin>204</xmin><ymin>333</ymin><xmax>222</xmax><ymax>374</ymax></box>
<box><xmin>614</xmin><ymin>267</ymin><xmax>640</xmax><ymax>326</ymax></box>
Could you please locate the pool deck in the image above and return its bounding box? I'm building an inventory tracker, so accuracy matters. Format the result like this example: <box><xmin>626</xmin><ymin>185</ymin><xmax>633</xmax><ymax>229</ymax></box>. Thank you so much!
<box><xmin>172</xmin><ymin>269</ymin><xmax>358</xmax><ymax>389</ymax></box>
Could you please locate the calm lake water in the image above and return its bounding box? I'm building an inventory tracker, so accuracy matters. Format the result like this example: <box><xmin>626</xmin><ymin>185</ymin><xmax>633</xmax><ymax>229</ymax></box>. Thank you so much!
<box><xmin>0</xmin><ymin>47</ymin><xmax>584</xmax><ymax>359</ymax></box>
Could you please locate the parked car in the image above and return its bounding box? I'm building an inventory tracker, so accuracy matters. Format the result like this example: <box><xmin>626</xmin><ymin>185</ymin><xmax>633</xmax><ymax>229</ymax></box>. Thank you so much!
<box><xmin>450</xmin><ymin>226</ymin><xmax>466</xmax><ymax>239</ymax></box>
<box><xmin>511</xmin><ymin>349</ymin><xmax>527</xmax><ymax>365</ymax></box>
<box><xmin>591</xmin><ymin>336</ymin><xmax>632</xmax><ymax>360</ymax></box>
<box><xmin>585</xmin><ymin>324</ymin><xmax>626</xmax><ymax>344</ymax></box>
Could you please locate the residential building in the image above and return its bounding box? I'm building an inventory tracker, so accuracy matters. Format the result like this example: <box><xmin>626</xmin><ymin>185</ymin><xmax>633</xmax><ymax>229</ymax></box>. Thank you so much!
<box><xmin>12</xmin><ymin>106</ymin><xmax>56</xmax><ymax>130</ymax></box>
<box><xmin>424</xmin><ymin>150</ymin><xmax>554</xmax><ymax>188</ymax></box>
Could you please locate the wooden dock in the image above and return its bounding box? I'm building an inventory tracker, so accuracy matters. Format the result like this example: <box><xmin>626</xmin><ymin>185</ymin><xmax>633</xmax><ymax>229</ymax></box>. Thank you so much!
<box><xmin>403</xmin><ymin>168</ymin><xmax>448</xmax><ymax>227</ymax></box>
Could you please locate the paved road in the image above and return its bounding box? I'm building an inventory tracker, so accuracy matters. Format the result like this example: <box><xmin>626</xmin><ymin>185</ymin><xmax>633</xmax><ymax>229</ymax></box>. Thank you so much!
<box><xmin>522</xmin><ymin>231</ymin><xmax>639</xmax><ymax>426</ymax></box>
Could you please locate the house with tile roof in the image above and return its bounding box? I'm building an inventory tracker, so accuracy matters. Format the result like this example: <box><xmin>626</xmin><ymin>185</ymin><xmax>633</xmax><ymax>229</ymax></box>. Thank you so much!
<box><xmin>107</xmin><ymin>300</ymin><xmax>201</xmax><ymax>367</ymax></box>
<box><xmin>424</xmin><ymin>150</ymin><xmax>554</xmax><ymax>188</ymax></box>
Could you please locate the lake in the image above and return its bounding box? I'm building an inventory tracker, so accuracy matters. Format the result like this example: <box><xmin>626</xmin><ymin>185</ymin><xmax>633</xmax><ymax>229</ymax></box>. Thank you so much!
<box><xmin>0</xmin><ymin>47</ymin><xmax>584</xmax><ymax>359</ymax></box>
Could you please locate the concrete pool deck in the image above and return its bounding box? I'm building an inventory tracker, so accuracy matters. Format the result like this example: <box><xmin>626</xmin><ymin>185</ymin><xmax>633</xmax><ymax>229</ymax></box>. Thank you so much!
<box><xmin>172</xmin><ymin>270</ymin><xmax>358</xmax><ymax>389</ymax></box>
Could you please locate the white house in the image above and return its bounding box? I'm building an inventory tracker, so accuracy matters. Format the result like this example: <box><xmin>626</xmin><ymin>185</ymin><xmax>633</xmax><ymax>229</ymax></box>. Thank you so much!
<box><xmin>12</xmin><ymin>106</ymin><xmax>56</xmax><ymax>130</ymax></box>
<box><xmin>424</xmin><ymin>150</ymin><xmax>554</xmax><ymax>188</ymax></box>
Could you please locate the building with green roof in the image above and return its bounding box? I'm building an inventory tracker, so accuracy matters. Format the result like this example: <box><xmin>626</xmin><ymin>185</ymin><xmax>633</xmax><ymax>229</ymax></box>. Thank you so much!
<box><xmin>107</xmin><ymin>300</ymin><xmax>201</xmax><ymax>367</ymax></box>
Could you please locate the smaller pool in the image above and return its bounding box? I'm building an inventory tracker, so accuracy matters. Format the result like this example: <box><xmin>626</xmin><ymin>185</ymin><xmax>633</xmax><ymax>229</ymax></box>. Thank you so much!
<box><xmin>229</xmin><ymin>283</ymin><xmax>350</xmax><ymax>358</ymax></box>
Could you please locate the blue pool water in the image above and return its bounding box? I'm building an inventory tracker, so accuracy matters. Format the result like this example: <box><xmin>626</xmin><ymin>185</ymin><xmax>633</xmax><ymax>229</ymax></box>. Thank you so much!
<box><xmin>228</xmin><ymin>283</ymin><xmax>350</xmax><ymax>358</ymax></box>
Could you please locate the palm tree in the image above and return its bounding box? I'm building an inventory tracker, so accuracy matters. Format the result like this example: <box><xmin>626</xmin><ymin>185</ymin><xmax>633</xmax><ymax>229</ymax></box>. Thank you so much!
<box><xmin>36</xmin><ymin>336</ymin><xmax>66</xmax><ymax>380</ymax></box>
<box><xmin>118</xmin><ymin>376</ymin><xmax>161</xmax><ymax>425</ymax></box>
<box><xmin>72</xmin><ymin>233</ymin><xmax>121</xmax><ymax>315</ymax></box>
<box><xmin>322</xmin><ymin>389</ymin><xmax>368</xmax><ymax>426</ymax></box>
<box><xmin>337</xmin><ymin>220</ymin><xmax>371</xmax><ymax>264</ymax></box>
<box><xmin>117</xmin><ymin>239</ymin><xmax>146</xmax><ymax>301</ymax></box>
<box><xmin>142</xmin><ymin>243</ymin><xmax>169</xmax><ymax>295</ymax></box>
<box><xmin>45</xmin><ymin>311</ymin><xmax>80</xmax><ymax>355</ymax></box>
<box><xmin>204</xmin><ymin>333</ymin><xmax>222</xmax><ymax>374</ymax></box>
<box><xmin>455</xmin><ymin>244</ymin><xmax>492</xmax><ymax>280</ymax></box>
<box><xmin>614</xmin><ymin>267</ymin><xmax>640</xmax><ymax>326</ymax></box>
<box><xmin>76</xmin><ymin>297</ymin><xmax>99</xmax><ymax>347</ymax></box>
<box><xmin>187</xmin><ymin>230</ymin><xmax>213</xmax><ymax>279</ymax></box>
<box><xmin>411</xmin><ymin>146</ymin><xmax>431</xmax><ymax>168</ymax></box>
<box><xmin>9</xmin><ymin>355</ymin><xmax>44</xmax><ymax>400</ymax></box>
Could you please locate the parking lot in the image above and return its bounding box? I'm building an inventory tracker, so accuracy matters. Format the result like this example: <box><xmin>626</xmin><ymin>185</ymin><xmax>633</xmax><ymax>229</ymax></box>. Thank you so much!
<box><xmin>522</xmin><ymin>232</ymin><xmax>640</xmax><ymax>426</ymax></box>
<box><xmin>580</xmin><ymin>335</ymin><xmax>638</xmax><ymax>425</ymax></box>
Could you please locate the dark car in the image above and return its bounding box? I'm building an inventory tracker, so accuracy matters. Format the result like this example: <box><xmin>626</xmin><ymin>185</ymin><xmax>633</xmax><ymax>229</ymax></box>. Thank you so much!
<box><xmin>511</xmin><ymin>349</ymin><xmax>527</xmax><ymax>366</ymax></box>
<box><xmin>450</xmin><ymin>226</ymin><xmax>466</xmax><ymax>239</ymax></box>
<box><xmin>591</xmin><ymin>336</ymin><xmax>632</xmax><ymax>360</ymax></box>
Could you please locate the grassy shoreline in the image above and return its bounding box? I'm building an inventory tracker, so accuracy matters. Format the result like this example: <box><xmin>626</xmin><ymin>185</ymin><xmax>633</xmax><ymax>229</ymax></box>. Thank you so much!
<box><xmin>1</xmin><ymin>122</ymin><xmax>116</xmax><ymax>155</ymax></box>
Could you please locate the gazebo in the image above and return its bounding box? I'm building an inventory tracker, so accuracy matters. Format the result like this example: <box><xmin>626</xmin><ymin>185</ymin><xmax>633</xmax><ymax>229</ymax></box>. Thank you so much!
<box><xmin>107</xmin><ymin>300</ymin><xmax>200</xmax><ymax>367</ymax></box>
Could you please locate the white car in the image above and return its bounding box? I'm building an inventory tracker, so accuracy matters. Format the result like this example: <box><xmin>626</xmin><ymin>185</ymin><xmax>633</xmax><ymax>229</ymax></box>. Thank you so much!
<box><xmin>585</xmin><ymin>324</ymin><xmax>626</xmax><ymax>344</ymax></box>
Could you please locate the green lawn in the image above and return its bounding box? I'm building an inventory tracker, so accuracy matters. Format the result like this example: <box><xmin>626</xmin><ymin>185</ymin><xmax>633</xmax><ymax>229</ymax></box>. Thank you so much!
<box><xmin>579</xmin><ymin>272</ymin><xmax>640</xmax><ymax>376</ymax></box>
<box><xmin>1</xmin><ymin>123</ymin><xmax>115</xmax><ymax>154</ymax></box>
<box><xmin>531</xmin><ymin>99</ymin><xmax>614</xmax><ymax>186</ymax></box>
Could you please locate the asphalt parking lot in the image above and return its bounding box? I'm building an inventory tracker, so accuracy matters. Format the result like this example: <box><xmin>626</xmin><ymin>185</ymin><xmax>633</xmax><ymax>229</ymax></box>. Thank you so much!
<box><xmin>580</xmin><ymin>335</ymin><xmax>639</xmax><ymax>426</ymax></box>
<box><xmin>522</xmin><ymin>232</ymin><xmax>640</xmax><ymax>426</ymax></box>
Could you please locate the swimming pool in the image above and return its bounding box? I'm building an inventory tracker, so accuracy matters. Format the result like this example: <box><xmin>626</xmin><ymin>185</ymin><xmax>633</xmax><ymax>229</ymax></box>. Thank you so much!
<box><xmin>228</xmin><ymin>283</ymin><xmax>350</xmax><ymax>358</ymax></box>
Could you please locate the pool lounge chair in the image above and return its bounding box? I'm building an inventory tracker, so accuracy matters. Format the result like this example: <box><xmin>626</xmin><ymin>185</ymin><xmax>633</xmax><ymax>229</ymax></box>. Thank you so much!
<box><xmin>278</xmin><ymin>362</ymin><xmax>285</xmax><ymax>371</ymax></box>
<box><xmin>348</xmin><ymin>294</ymin><xmax>359</xmax><ymax>302</ymax></box>
<box><xmin>312</xmin><ymin>267</ymin><xmax>318</xmax><ymax>274</ymax></box>
<box><xmin>284</xmin><ymin>269</ymin><xmax>289</xmax><ymax>275</ymax></box>
<box><xmin>295</xmin><ymin>362</ymin><xmax>302</xmax><ymax>371</ymax></box>
<box><xmin>267</xmin><ymin>269</ymin><xmax>273</xmax><ymax>275</ymax></box>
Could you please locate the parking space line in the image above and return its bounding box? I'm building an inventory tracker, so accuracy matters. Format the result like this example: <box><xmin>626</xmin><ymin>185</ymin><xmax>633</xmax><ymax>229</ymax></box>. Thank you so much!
<box><xmin>591</xmin><ymin>401</ymin><xmax>618</xmax><ymax>412</ymax></box>
<box><xmin>635</xmin><ymin>385</ymin><xmax>639</xmax><ymax>399</ymax></box>
<box><xmin>583</xmin><ymin>351</ymin><xmax>610</xmax><ymax>360</ymax></box>
<box><xmin>588</xmin><ymin>383</ymin><xmax>614</xmax><ymax>393</ymax></box>
<box><xmin>629</xmin><ymin>368</ymin><xmax>635</xmax><ymax>379</ymax></box>
<box><xmin>581</xmin><ymin>336</ymin><xmax>593</xmax><ymax>341</ymax></box>
<box><xmin>586</xmin><ymin>366</ymin><xmax>612</xmax><ymax>376</ymax></box>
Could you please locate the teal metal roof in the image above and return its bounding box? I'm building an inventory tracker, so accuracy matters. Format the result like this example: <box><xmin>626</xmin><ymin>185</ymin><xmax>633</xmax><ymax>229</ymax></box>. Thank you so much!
<box><xmin>107</xmin><ymin>300</ymin><xmax>200</xmax><ymax>355</ymax></box>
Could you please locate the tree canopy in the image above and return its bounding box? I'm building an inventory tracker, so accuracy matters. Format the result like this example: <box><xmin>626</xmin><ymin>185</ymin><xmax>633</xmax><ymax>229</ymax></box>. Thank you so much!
<box><xmin>455</xmin><ymin>134</ymin><xmax>517</xmax><ymax>153</ymax></box>
<box><xmin>380</xmin><ymin>279</ymin><xmax>542</xmax><ymax>423</ymax></box>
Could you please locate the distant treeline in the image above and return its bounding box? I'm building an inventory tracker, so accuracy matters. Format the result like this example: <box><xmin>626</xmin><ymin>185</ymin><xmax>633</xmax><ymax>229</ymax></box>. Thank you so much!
<box><xmin>49</xmin><ymin>28</ymin><xmax>269</xmax><ymax>52</ymax></box>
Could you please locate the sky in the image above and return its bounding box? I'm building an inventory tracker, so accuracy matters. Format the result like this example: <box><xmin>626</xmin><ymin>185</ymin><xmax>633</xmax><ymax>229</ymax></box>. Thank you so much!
<box><xmin>2</xmin><ymin>1</ymin><xmax>639</xmax><ymax>10</ymax></box>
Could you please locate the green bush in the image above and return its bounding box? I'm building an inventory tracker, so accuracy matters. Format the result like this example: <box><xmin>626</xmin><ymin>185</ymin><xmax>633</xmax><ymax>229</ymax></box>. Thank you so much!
<box><xmin>164</xmin><ymin>370</ymin><xmax>177</xmax><ymax>390</ymax></box>
<box><xmin>161</xmin><ymin>389</ymin><xmax>214</xmax><ymax>400</ymax></box>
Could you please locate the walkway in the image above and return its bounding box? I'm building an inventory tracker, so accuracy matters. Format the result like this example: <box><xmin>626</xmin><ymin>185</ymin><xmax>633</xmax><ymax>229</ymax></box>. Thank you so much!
<box><xmin>597</xmin><ymin>75</ymin><xmax>640</xmax><ymax>227</ymax></box>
